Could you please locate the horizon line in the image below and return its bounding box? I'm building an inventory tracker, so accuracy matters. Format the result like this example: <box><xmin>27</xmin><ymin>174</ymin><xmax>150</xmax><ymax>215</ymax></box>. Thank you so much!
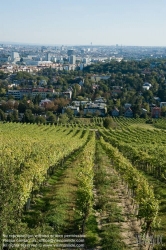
<box><xmin>0</xmin><ymin>41</ymin><xmax>166</xmax><ymax>48</ymax></box>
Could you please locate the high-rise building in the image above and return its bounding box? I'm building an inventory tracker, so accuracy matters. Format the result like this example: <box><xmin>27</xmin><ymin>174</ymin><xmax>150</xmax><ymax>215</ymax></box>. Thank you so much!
<box><xmin>11</xmin><ymin>52</ymin><xmax>20</xmax><ymax>62</ymax></box>
<box><xmin>46</xmin><ymin>53</ymin><xmax>52</xmax><ymax>61</ymax></box>
<box><xmin>83</xmin><ymin>58</ymin><xmax>89</xmax><ymax>64</ymax></box>
<box><xmin>81</xmin><ymin>49</ymin><xmax>85</xmax><ymax>54</ymax></box>
<box><xmin>67</xmin><ymin>49</ymin><xmax>74</xmax><ymax>56</ymax></box>
<box><xmin>69</xmin><ymin>55</ymin><xmax>76</xmax><ymax>64</ymax></box>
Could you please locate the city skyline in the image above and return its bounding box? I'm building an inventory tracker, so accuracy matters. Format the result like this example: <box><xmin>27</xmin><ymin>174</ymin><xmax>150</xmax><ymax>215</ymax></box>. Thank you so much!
<box><xmin>1</xmin><ymin>0</ymin><xmax>166</xmax><ymax>46</ymax></box>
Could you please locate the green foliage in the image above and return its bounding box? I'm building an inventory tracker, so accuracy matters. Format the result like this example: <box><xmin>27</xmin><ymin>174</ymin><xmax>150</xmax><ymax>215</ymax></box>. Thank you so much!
<box><xmin>23</xmin><ymin>109</ymin><xmax>35</xmax><ymax>123</ymax></box>
<box><xmin>103</xmin><ymin>117</ymin><xmax>116</xmax><ymax>129</ymax></box>
<box><xmin>100</xmin><ymin>225</ymin><xmax>127</xmax><ymax>250</ymax></box>
<box><xmin>0</xmin><ymin>123</ymin><xmax>89</xmax><ymax>239</ymax></box>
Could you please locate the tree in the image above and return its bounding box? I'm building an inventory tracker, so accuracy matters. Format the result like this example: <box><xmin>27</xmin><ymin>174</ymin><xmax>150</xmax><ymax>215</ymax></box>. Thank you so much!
<box><xmin>23</xmin><ymin>109</ymin><xmax>35</xmax><ymax>123</ymax></box>
<box><xmin>33</xmin><ymin>94</ymin><xmax>42</xmax><ymax>105</ymax></box>
<box><xmin>18</xmin><ymin>102</ymin><xmax>27</xmax><ymax>113</ymax></box>
<box><xmin>0</xmin><ymin>88</ymin><xmax>6</xmax><ymax>95</ymax></box>
<box><xmin>46</xmin><ymin>112</ymin><xmax>56</xmax><ymax>124</ymax></box>
<box><xmin>103</xmin><ymin>117</ymin><xmax>115</xmax><ymax>129</ymax></box>
<box><xmin>12</xmin><ymin>110</ymin><xmax>19</xmax><ymax>122</ymax></box>
<box><xmin>0</xmin><ymin>109</ymin><xmax>6</xmax><ymax>121</ymax></box>
<box><xmin>7</xmin><ymin>113</ymin><xmax>14</xmax><ymax>122</ymax></box>
<box><xmin>35</xmin><ymin>116</ymin><xmax>46</xmax><ymax>124</ymax></box>
<box><xmin>59</xmin><ymin>113</ymin><xmax>69</xmax><ymax>124</ymax></box>
<box><xmin>65</xmin><ymin>108</ymin><xmax>74</xmax><ymax>119</ymax></box>
<box><xmin>161</xmin><ymin>106</ymin><xmax>166</xmax><ymax>117</ymax></box>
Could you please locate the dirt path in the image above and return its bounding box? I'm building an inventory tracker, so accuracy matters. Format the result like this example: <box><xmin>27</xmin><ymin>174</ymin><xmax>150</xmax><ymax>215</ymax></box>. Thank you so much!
<box><xmin>94</xmin><ymin>147</ymin><xmax>147</xmax><ymax>250</ymax></box>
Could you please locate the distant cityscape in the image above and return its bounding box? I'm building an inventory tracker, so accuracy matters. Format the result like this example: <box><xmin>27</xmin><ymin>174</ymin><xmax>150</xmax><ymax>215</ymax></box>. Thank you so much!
<box><xmin>1</xmin><ymin>43</ymin><xmax>166</xmax><ymax>123</ymax></box>
<box><xmin>1</xmin><ymin>44</ymin><xmax>166</xmax><ymax>74</ymax></box>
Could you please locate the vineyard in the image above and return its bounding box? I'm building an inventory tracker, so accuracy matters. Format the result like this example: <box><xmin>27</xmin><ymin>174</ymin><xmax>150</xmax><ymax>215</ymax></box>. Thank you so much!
<box><xmin>0</xmin><ymin>121</ymin><xmax>166</xmax><ymax>250</ymax></box>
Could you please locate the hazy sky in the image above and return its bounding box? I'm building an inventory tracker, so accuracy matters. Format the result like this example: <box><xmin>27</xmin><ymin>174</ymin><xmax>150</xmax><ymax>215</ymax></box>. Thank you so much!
<box><xmin>0</xmin><ymin>0</ymin><xmax>166</xmax><ymax>46</ymax></box>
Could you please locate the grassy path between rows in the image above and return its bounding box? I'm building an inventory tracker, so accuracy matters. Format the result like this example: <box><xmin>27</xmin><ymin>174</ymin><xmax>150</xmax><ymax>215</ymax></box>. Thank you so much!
<box><xmin>93</xmin><ymin>141</ymin><xmax>145</xmax><ymax>250</ymax></box>
<box><xmin>22</xmin><ymin>144</ymin><xmax>86</xmax><ymax>250</ymax></box>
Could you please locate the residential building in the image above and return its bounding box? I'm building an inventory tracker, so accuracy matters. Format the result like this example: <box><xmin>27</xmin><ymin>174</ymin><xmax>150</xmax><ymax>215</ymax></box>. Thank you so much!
<box><xmin>83</xmin><ymin>58</ymin><xmax>89</xmax><ymax>64</ymax></box>
<box><xmin>124</xmin><ymin>107</ymin><xmax>133</xmax><ymax>117</ymax></box>
<box><xmin>61</xmin><ymin>90</ymin><xmax>72</xmax><ymax>99</ymax></box>
<box><xmin>124</xmin><ymin>103</ymin><xmax>132</xmax><ymax>109</ymax></box>
<box><xmin>112</xmin><ymin>107</ymin><xmax>119</xmax><ymax>117</ymax></box>
<box><xmin>46</xmin><ymin>53</ymin><xmax>52</xmax><ymax>61</ymax></box>
<box><xmin>69</xmin><ymin>55</ymin><xmax>76</xmax><ymax>64</ymax></box>
<box><xmin>62</xmin><ymin>106</ymin><xmax>79</xmax><ymax>115</ymax></box>
<box><xmin>84</xmin><ymin>103</ymin><xmax>107</xmax><ymax>116</ymax></box>
<box><xmin>142</xmin><ymin>82</ymin><xmax>152</xmax><ymax>91</ymax></box>
<box><xmin>8</xmin><ymin>88</ymin><xmax>55</xmax><ymax>99</ymax></box>
<box><xmin>39</xmin><ymin>98</ymin><xmax>52</xmax><ymax>107</ymax></box>
<box><xmin>111</xmin><ymin>89</ymin><xmax>122</xmax><ymax>96</ymax></box>
<box><xmin>11</xmin><ymin>52</ymin><xmax>20</xmax><ymax>62</ymax></box>
<box><xmin>39</xmin><ymin>80</ymin><xmax>47</xmax><ymax>86</ymax></box>
<box><xmin>141</xmin><ymin>108</ymin><xmax>148</xmax><ymax>114</ymax></box>
<box><xmin>8</xmin><ymin>90</ymin><xmax>21</xmax><ymax>99</ymax></box>
<box><xmin>32</xmin><ymin>87</ymin><xmax>55</xmax><ymax>99</ymax></box>
<box><xmin>91</xmin><ymin>75</ymin><xmax>111</xmax><ymax>82</ymax></box>
<box><xmin>67</xmin><ymin>49</ymin><xmax>75</xmax><ymax>56</ymax></box>
<box><xmin>94</xmin><ymin>97</ymin><xmax>106</xmax><ymax>103</ymax></box>
<box><xmin>152</xmin><ymin>107</ymin><xmax>161</xmax><ymax>118</ymax></box>
<box><xmin>154</xmin><ymin>97</ymin><xmax>160</xmax><ymax>102</ymax></box>
<box><xmin>0</xmin><ymin>55</ymin><xmax>11</xmax><ymax>62</ymax></box>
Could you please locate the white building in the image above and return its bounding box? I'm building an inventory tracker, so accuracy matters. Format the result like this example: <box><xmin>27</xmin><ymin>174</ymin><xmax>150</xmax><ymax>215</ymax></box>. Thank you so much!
<box><xmin>84</xmin><ymin>103</ymin><xmax>107</xmax><ymax>116</ymax></box>
<box><xmin>25</xmin><ymin>60</ymin><xmax>53</xmax><ymax>66</ymax></box>
<box><xmin>91</xmin><ymin>75</ymin><xmax>111</xmax><ymax>82</ymax></box>
<box><xmin>11</xmin><ymin>52</ymin><xmax>20</xmax><ymax>62</ymax></box>
<box><xmin>142</xmin><ymin>82</ymin><xmax>152</xmax><ymax>91</ymax></box>
<box><xmin>39</xmin><ymin>98</ymin><xmax>52</xmax><ymax>107</ymax></box>
<box><xmin>62</xmin><ymin>106</ymin><xmax>79</xmax><ymax>115</ymax></box>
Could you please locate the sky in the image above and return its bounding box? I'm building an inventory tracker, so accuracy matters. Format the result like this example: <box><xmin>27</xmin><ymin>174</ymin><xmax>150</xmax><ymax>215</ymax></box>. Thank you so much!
<box><xmin>0</xmin><ymin>0</ymin><xmax>166</xmax><ymax>46</ymax></box>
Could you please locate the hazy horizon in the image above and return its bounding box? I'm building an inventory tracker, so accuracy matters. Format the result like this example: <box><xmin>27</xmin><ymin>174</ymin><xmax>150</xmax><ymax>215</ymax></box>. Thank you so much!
<box><xmin>1</xmin><ymin>41</ymin><xmax>166</xmax><ymax>48</ymax></box>
<box><xmin>1</xmin><ymin>0</ymin><xmax>166</xmax><ymax>46</ymax></box>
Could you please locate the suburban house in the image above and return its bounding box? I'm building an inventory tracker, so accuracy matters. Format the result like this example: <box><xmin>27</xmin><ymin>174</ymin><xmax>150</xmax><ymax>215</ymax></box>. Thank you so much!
<box><xmin>92</xmin><ymin>84</ymin><xmax>99</xmax><ymax>90</ymax></box>
<box><xmin>39</xmin><ymin>98</ymin><xmax>52</xmax><ymax>107</ymax></box>
<box><xmin>154</xmin><ymin>97</ymin><xmax>160</xmax><ymax>102</ymax></box>
<box><xmin>111</xmin><ymin>89</ymin><xmax>122</xmax><ymax>96</ymax></box>
<box><xmin>91</xmin><ymin>75</ymin><xmax>111</xmax><ymax>82</ymax></box>
<box><xmin>112</xmin><ymin>107</ymin><xmax>119</xmax><ymax>117</ymax></box>
<box><xmin>142</xmin><ymin>82</ymin><xmax>152</xmax><ymax>91</ymax></box>
<box><xmin>61</xmin><ymin>90</ymin><xmax>72</xmax><ymax>99</ymax></box>
<box><xmin>124</xmin><ymin>107</ymin><xmax>133</xmax><ymax>118</ymax></box>
<box><xmin>32</xmin><ymin>88</ymin><xmax>55</xmax><ymax>98</ymax></box>
<box><xmin>141</xmin><ymin>108</ymin><xmax>148</xmax><ymax>114</ymax></box>
<box><xmin>39</xmin><ymin>80</ymin><xmax>47</xmax><ymax>86</ymax></box>
<box><xmin>152</xmin><ymin>107</ymin><xmax>161</xmax><ymax>118</ymax></box>
<box><xmin>124</xmin><ymin>103</ymin><xmax>132</xmax><ymax>109</ymax></box>
<box><xmin>94</xmin><ymin>97</ymin><xmax>106</xmax><ymax>103</ymax></box>
<box><xmin>62</xmin><ymin>106</ymin><xmax>79</xmax><ymax>115</ymax></box>
<box><xmin>8</xmin><ymin>87</ymin><xmax>55</xmax><ymax>99</ymax></box>
<box><xmin>84</xmin><ymin>103</ymin><xmax>107</xmax><ymax>116</ymax></box>
<box><xmin>72</xmin><ymin>100</ymin><xmax>91</xmax><ymax>107</ymax></box>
